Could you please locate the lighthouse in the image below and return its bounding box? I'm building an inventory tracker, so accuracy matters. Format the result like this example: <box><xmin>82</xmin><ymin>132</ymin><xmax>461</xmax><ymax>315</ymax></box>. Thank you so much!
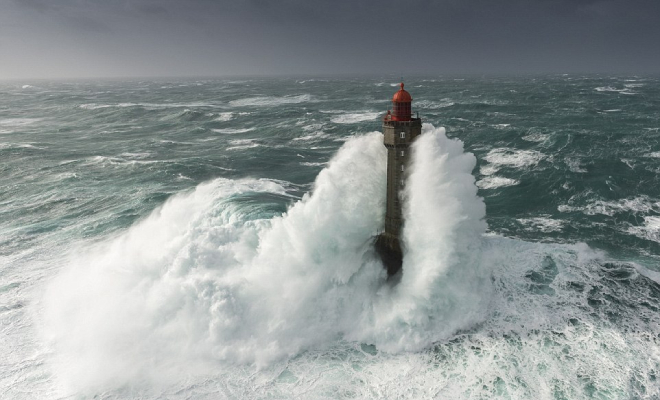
<box><xmin>375</xmin><ymin>82</ymin><xmax>422</xmax><ymax>276</ymax></box>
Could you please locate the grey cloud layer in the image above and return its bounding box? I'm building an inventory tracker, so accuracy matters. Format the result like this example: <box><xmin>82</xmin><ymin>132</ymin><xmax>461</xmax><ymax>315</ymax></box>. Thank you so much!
<box><xmin>1</xmin><ymin>0</ymin><xmax>659</xmax><ymax>78</ymax></box>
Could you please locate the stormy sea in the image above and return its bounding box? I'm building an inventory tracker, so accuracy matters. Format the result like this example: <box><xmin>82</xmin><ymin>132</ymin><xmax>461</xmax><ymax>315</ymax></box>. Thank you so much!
<box><xmin>2</xmin><ymin>76</ymin><xmax>659</xmax><ymax>399</ymax></box>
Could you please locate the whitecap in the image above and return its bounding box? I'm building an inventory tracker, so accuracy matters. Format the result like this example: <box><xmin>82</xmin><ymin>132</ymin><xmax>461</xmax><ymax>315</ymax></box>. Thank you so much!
<box><xmin>476</xmin><ymin>176</ymin><xmax>519</xmax><ymax>189</ymax></box>
<box><xmin>79</xmin><ymin>102</ymin><xmax>220</xmax><ymax>110</ymax></box>
<box><xmin>0</xmin><ymin>143</ymin><xmax>44</xmax><ymax>150</ymax></box>
<box><xmin>595</xmin><ymin>87</ymin><xmax>636</xmax><ymax>95</ymax></box>
<box><xmin>330</xmin><ymin>112</ymin><xmax>380</xmax><ymax>124</ymax></box>
<box><xmin>522</xmin><ymin>132</ymin><xmax>549</xmax><ymax>142</ymax></box>
<box><xmin>302</xmin><ymin>123</ymin><xmax>324</xmax><ymax>132</ymax></box>
<box><xmin>0</xmin><ymin>118</ymin><xmax>42</xmax><ymax>126</ymax></box>
<box><xmin>213</xmin><ymin>112</ymin><xmax>233</xmax><ymax>121</ymax></box>
<box><xmin>565</xmin><ymin>158</ymin><xmax>587</xmax><ymax>173</ymax></box>
<box><xmin>415</xmin><ymin>99</ymin><xmax>455</xmax><ymax>109</ymax></box>
<box><xmin>293</xmin><ymin>131</ymin><xmax>329</xmax><ymax>141</ymax></box>
<box><xmin>479</xmin><ymin>164</ymin><xmax>499</xmax><ymax>176</ymax></box>
<box><xmin>483</xmin><ymin>148</ymin><xmax>545</xmax><ymax>170</ymax></box>
<box><xmin>212</xmin><ymin>128</ymin><xmax>255</xmax><ymax>134</ymax></box>
<box><xmin>517</xmin><ymin>217</ymin><xmax>565</xmax><ymax>233</ymax></box>
<box><xmin>627</xmin><ymin>216</ymin><xmax>660</xmax><ymax>243</ymax></box>
<box><xmin>229</xmin><ymin>94</ymin><xmax>312</xmax><ymax>107</ymax></box>
<box><xmin>119</xmin><ymin>152</ymin><xmax>152</xmax><ymax>159</ymax></box>
<box><xmin>226</xmin><ymin>139</ymin><xmax>260</xmax><ymax>150</ymax></box>
<box><xmin>558</xmin><ymin>196</ymin><xmax>660</xmax><ymax>216</ymax></box>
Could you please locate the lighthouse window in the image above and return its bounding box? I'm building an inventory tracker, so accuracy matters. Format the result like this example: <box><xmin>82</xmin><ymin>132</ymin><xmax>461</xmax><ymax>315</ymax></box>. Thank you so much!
<box><xmin>400</xmin><ymin>150</ymin><xmax>405</xmax><ymax>157</ymax></box>
<box><xmin>400</xmin><ymin>165</ymin><xmax>405</xmax><ymax>172</ymax></box>
<box><xmin>400</xmin><ymin>179</ymin><xmax>404</xmax><ymax>186</ymax></box>
<box><xmin>400</xmin><ymin>132</ymin><xmax>405</xmax><ymax>139</ymax></box>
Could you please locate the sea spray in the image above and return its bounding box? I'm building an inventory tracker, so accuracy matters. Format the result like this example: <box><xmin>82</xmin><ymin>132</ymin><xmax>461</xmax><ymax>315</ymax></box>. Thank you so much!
<box><xmin>212</xmin><ymin>131</ymin><xmax>387</xmax><ymax>365</ymax></box>
<box><xmin>40</xmin><ymin>178</ymin><xmax>288</xmax><ymax>390</ymax></box>
<box><xmin>41</xmin><ymin>132</ymin><xmax>386</xmax><ymax>390</ymax></box>
<box><xmin>356</xmin><ymin>125</ymin><xmax>490</xmax><ymax>351</ymax></box>
<box><xmin>41</xmin><ymin>126</ymin><xmax>492</xmax><ymax>392</ymax></box>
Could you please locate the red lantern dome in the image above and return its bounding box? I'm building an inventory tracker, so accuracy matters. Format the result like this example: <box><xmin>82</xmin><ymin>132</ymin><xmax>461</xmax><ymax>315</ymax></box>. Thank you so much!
<box><xmin>392</xmin><ymin>82</ymin><xmax>412</xmax><ymax>103</ymax></box>
<box><xmin>391</xmin><ymin>82</ymin><xmax>412</xmax><ymax>121</ymax></box>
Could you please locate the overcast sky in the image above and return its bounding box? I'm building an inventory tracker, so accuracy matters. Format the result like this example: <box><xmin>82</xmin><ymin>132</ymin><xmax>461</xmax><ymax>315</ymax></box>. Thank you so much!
<box><xmin>1</xmin><ymin>0</ymin><xmax>659</xmax><ymax>79</ymax></box>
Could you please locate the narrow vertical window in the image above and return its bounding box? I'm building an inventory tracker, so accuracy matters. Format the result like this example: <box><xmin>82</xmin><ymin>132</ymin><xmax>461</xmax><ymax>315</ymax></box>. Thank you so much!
<box><xmin>400</xmin><ymin>150</ymin><xmax>405</xmax><ymax>157</ymax></box>
<box><xmin>400</xmin><ymin>165</ymin><xmax>404</xmax><ymax>172</ymax></box>
<box><xmin>400</xmin><ymin>132</ymin><xmax>405</xmax><ymax>139</ymax></box>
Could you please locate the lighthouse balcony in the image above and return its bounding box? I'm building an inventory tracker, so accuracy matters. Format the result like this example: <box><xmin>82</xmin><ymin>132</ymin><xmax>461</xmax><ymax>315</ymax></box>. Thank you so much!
<box><xmin>382</xmin><ymin>117</ymin><xmax>421</xmax><ymax>128</ymax></box>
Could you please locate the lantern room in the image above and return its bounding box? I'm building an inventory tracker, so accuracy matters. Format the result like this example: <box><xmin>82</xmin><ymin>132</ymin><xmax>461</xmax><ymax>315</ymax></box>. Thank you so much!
<box><xmin>391</xmin><ymin>82</ymin><xmax>412</xmax><ymax>121</ymax></box>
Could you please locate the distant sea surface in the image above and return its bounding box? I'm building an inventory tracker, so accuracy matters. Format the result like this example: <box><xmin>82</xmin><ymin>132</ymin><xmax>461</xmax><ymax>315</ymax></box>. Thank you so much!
<box><xmin>2</xmin><ymin>76</ymin><xmax>660</xmax><ymax>399</ymax></box>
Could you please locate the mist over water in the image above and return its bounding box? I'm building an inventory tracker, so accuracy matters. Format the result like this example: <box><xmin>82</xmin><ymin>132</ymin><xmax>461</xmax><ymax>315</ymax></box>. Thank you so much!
<box><xmin>2</xmin><ymin>76</ymin><xmax>660</xmax><ymax>399</ymax></box>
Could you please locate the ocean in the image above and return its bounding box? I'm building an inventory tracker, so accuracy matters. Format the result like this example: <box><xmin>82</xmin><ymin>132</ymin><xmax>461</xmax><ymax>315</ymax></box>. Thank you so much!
<box><xmin>1</xmin><ymin>76</ymin><xmax>659</xmax><ymax>399</ymax></box>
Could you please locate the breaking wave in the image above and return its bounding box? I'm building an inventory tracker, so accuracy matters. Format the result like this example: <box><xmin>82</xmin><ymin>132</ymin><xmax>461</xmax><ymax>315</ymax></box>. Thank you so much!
<box><xmin>229</xmin><ymin>94</ymin><xmax>313</xmax><ymax>107</ymax></box>
<box><xmin>41</xmin><ymin>125</ymin><xmax>493</xmax><ymax>392</ymax></box>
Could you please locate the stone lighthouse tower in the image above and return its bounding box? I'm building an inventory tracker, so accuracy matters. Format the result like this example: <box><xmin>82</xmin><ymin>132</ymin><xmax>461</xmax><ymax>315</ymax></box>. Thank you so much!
<box><xmin>375</xmin><ymin>82</ymin><xmax>422</xmax><ymax>276</ymax></box>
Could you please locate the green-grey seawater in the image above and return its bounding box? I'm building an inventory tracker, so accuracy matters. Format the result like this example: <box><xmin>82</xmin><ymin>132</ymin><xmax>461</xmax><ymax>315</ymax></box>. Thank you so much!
<box><xmin>1</xmin><ymin>76</ymin><xmax>659</xmax><ymax>399</ymax></box>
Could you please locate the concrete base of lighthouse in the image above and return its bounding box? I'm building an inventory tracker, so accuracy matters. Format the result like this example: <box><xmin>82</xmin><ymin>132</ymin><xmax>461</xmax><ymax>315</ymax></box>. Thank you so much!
<box><xmin>374</xmin><ymin>232</ymin><xmax>403</xmax><ymax>276</ymax></box>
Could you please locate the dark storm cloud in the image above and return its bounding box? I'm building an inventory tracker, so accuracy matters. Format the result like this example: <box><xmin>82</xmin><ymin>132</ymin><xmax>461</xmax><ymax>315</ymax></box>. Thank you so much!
<box><xmin>1</xmin><ymin>0</ymin><xmax>658</xmax><ymax>79</ymax></box>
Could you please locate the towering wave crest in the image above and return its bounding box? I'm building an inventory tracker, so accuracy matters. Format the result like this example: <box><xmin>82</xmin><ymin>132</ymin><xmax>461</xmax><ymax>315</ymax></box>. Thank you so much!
<box><xmin>41</xmin><ymin>125</ymin><xmax>491</xmax><ymax>392</ymax></box>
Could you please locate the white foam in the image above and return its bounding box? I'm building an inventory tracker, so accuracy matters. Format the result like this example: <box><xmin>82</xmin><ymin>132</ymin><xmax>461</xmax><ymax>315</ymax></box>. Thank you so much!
<box><xmin>565</xmin><ymin>158</ymin><xmax>587</xmax><ymax>173</ymax></box>
<box><xmin>319</xmin><ymin>109</ymin><xmax>347</xmax><ymax>114</ymax></box>
<box><xmin>82</xmin><ymin>155</ymin><xmax>159</xmax><ymax>167</ymax></box>
<box><xmin>479</xmin><ymin>164</ymin><xmax>499</xmax><ymax>176</ymax></box>
<box><xmin>79</xmin><ymin>102</ymin><xmax>219</xmax><ymax>110</ymax></box>
<box><xmin>226</xmin><ymin>138</ymin><xmax>260</xmax><ymax>150</ymax></box>
<box><xmin>595</xmin><ymin>86</ymin><xmax>620</xmax><ymax>92</ymax></box>
<box><xmin>0</xmin><ymin>118</ymin><xmax>42</xmax><ymax>127</ymax></box>
<box><xmin>483</xmin><ymin>148</ymin><xmax>544</xmax><ymax>170</ymax></box>
<box><xmin>595</xmin><ymin>86</ymin><xmax>636</xmax><ymax>95</ymax></box>
<box><xmin>302</xmin><ymin>123</ymin><xmax>324</xmax><ymax>132</ymax></box>
<box><xmin>522</xmin><ymin>132</ymin><xmax>548</xmax><ymax>142</ymax></box>
<box><xmin>293</xmin><ymin>131</ymin><xmax>330</xmax><ymax>142</ymax></box>
<box><xmin>119</xmin><ymin>152</ymin><xmax>152</xmax><ymax>159</ymax></box>
<box><xmin>213</xmin><ymin>112</ymin><xmax>234</xmax><ymax>121</ymax></box>
<box><xmin>476</xmin><ymin>176</ymin><xmax>519</xmax><ymax>189</ymax></box>
<box><xmin>330</xmin><ymin>112</ymin><xmax>380</xmax><ymax>124</ymax></box>
<box><xmin>229</xmin><ymin>94</ymin><xmax>312</xmax><ymax>107</ymax></box>
<box><xmin>0</xmin><ymin>143</ymin><xmax>44</xmax><ymax>150</ymax></box>
<box><xmin>212</xmin><ymin>128</ymin><xmax>254</xmax><ymax>134</ymax></box>
<box><xmin>626</xmin><ymin>216</ymin><xmax>660</xmax><ymax>243</ymax></box>
<box><xmin>517</xmin><ymin>217</ymin><xmax>565</xmax><ymax>233</ymax></box>
<box><xmin>414</xmin><ymin>99</ymin><xmax>455</xmax><ymax>109</ymax></box>
<box><xmin>559</xmin><ymin>196</ymin><xmax>660</xmax><ymax>216</ymax></box>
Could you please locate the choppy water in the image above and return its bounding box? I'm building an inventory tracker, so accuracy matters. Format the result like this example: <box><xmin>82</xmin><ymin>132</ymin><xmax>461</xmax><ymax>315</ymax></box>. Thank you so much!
<box><xmin>2</xmin><ymin>76</ymin><xmax>660</xmax><ymax>399</ymax></box>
